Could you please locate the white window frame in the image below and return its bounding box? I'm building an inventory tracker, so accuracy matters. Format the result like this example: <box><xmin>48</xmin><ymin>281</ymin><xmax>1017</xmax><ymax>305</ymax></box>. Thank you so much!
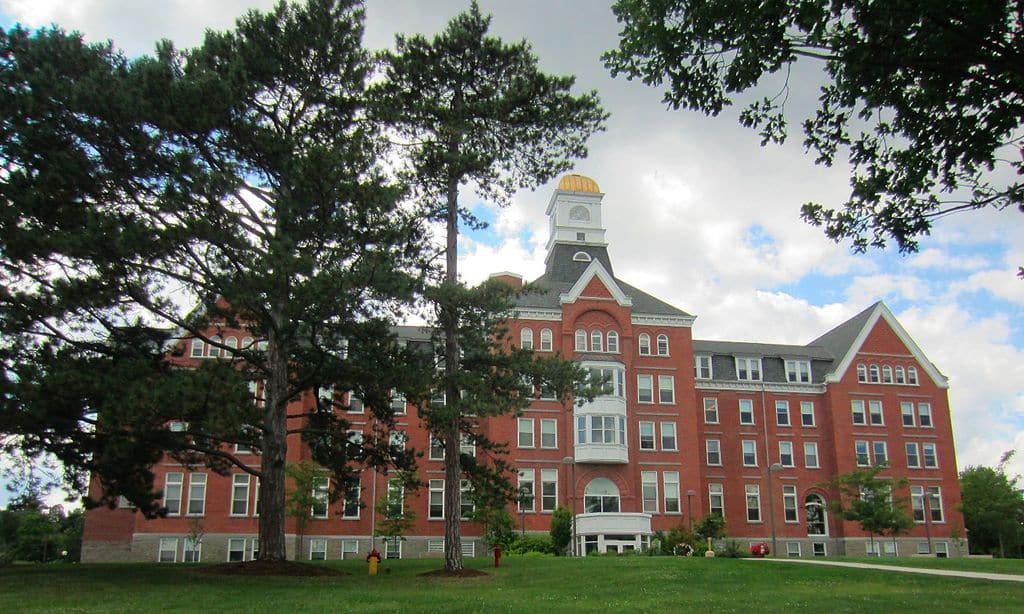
<box><xmin>855</xmin><ymin>440</ymin><xmax>870</xmax><ymax>466</ymax></box>
<box><xmin>695</xmin><ymin>355</ymin><xmax>713</xmax><ymax>379</ymax></box>
<box><xmin>590</xmin><ymin>330</ymin><xmax>603</xmax><ymax>353</ymax></box>
<box><xmin>735</xmin><ymin>357</ymin><xmax>762</xmax><ymax>381</ymax></box>
<box><xmin>163</xmin><ymin>472</ymin><xmax>183</xmax><ymax>516</ymax></box>
<box><xmin>895</xmin><ymin>366</ymin><xmax>906</xmax><ymax>384</ymax></box>
<box><xmin>775</xmin><ymin>401</ymin><xmax>790</xmax><ymax>426</ymax></box>
<box><xmin>540</xmin><ymin>418</ymin><xmax>557</xmax><ymax>449</ymax></box>
<box><xmin>312</xmin><ymin>476</ymin><xmax>330</xmax><ymax>519</ymax></box>
<box><xmin>660</xmin><ymin>422</ymin><xmax>678</xmax><ymax>451</ymax></box>
<box><xmin>226</xmin><ymin>537</ymin><xmax>246</xmax><ymax>562</ymax></box>
<box><xmin>857</xmin><ymin>364</ymin><xmax>867</xmax><ymax>382</ymax></box>
<box><xmin>429</xmin><ymin>434</ymin><xmax>445</xmax><ymax>461</ymax></box>
<box><xmin>607</xmin><ymin>331</ymin><xmax>619</xmax><ymax>353</ymax></box>
<box><xmin>342</xmin><ymin>481</ymin><xmax>360</xmax><ymax>519</ymax></box>
<box><xmin>908</xmin><ymin>367</ymin><xmax>919</xmax><ymax>385</ymax></box>
<box><xmin>518</xmin><ymin>418</ymin><xmax>535</xmax><ymax>448</ymax></box>
<box><xmin>517</xmin><ymin>470</ymin><xmax>534</xmax><ymax>513</ymax></box>
<box><xmin>852</xmin><ymin>400</ymin><xmax>866</xmax><ymax>425</ymax></box>
<box><xmin>785</xmin><ymin>360</ymin><xmax>811</xmax><ymax>383</ymax></box>
<box><xmin>230</xmin><ymin>474</ymin><xmax>250</xmax><ymax>517</ymax></box>
<box><xmin>745</xmin><ymin>485</ymin><xmax>762</xmax><ymax>522</ymax></box>
<box><xmin>187</xmin><ymin>473</ymin><xmax>207</xmax><ymax>516</ymax></box>
<box><xmin>800</xmin><ymin>401</ymin><xmax>815</xmax><ymax>427</ymax></box>
<box><xmin>540</xmin><ymin>328</ymin><xmax>553</xmax><ymax>352</ymax></box>
<box><xmin>540</xmin><ymin>469</ymin><xmax>558</xmax><ymax>513</ymax></box>
<box><xmin>574</xmin><ymin>329</ymin><xmax>587</xmax><ymax>351</ymax></box>
<box><xmin>158</xmin><ymin>537</ymin><xmax>178</xmax><ymax>563</ymax></box>
<box><xmin>704</xmin><ymin>397</ymin><xmax>719</xmax><ymax>424</ymax></box>
<box><xmin>901</xmin><ymin>402</ymin><xmax>915</xmax><ymax>427</ymax></box>
<box><xmin>906</xmin><ymin>442</ymin><xmax>920</xmax><ymax>468</ymax></box>
<box><xmin>739</xmin><ymin>399</ymin><xmax>755</xmax><ymax>425</ymax></box>
<box><xmin>868</xmin><ymin>400</ymin><xmax>884</xmax><ymax>425</ymax></box>
<box><xmin>657</xmin><ymin>375</ymin><xmax>675</xmax><ymax>404</ymax></box>
<box><xmin>641</xmin><ymin>471</ymin><xmax>659</xmax><ymax>513</ymax></box>
<box><xmin>709</xmin><ymin>483</ymin><xmax>724</xmax><ymax>516</ymax></box>
<box><xmin>779</xmin><ymin>441</ymin><xmax>794</xmax><ymax>467</ymax></box>
<box><xmin>922</xmin><ymin>442</ymin><xmax>938</xmax><ymax>468</ymax></box>
<box><xmin>783</xmin><ymin>485</ymin><xmax>798</xmax><ymax>522</ymax></box>
<box><xmin>742</xmin><ymin>440</ymin><xmax>758</xmax><ymax>467</ymax></box>
<box><xmin>639</xmin><ymin>421</ymin><xmax>656</xmax><ymax>450</ymax></box>
<box><xmin>520</xmin><ymin>327</ymin><xmax>534</xmax><ymax>350</ymax></box>
<box><xmin>804</xmin><ymin>442</ymin><xmax>820</xmax><ymax>469</ymax></box>
<box><xmin>429</xmin><ymin>479</ymin><xmax>445</xmax><ymax>519</ymax></box>
<box><xmin>706</xmin><ymin>439</ymin><xmax>722</xmax><ymax>466</ymax></box>
<box><xmin>787</xmin><ymin>542</ymin><xmax>802</xmax><ymax>557</ymax></box>
<box><xmin>656</xmin><ymin>334</ymin><xmax>669</xmax><ymax>356</ymax></box>
<box><xmin>637</xmin><ymin>374</ymin><xmax>654</xmax><ymax>403</ymax></box>
<box><xmin>190</xmin><ymin>337</ymin><xmax>205</xmax><ymax>358</ymax></box>
<box><xmin>872</xmin><ymin>441</ymin><xmax>888</xmax><ymax>465</ymax></box>
<box><xmin>638</xmin><ymin>333</ymin><xmax>651</xmax><ymax>356</ymax></box>
<box><xmin>663</xmin><ymin>471</ymin><xmax>680</xmax><ymax>514</ymax></box>
<box><xmin>309</xmin><ymin>537</ymin><xmax>328</xmax><ymax>561</ymax></box>
<box><xmin>918</xmin><ymin>403</ymin><xmax>933</xmax><ymax>427</ymax></box>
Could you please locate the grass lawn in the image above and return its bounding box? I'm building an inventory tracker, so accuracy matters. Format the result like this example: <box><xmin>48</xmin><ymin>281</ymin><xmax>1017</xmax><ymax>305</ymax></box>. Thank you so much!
<box><xmin>835</xmin><ymin>556</ymin><xmax>1024</xmax><ymax>575</ymax></box>
<box><xmin>2</xmin><ymin>555</ymin><xmax>1023</xmax><ymax>613</ymax></box>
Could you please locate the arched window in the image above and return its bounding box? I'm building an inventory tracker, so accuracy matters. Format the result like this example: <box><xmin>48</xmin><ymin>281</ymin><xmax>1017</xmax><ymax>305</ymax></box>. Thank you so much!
<box><xmin>520</xmin><ymin>328</ymin><xmax>534</xmax><ymax>350</ymax></box>
<box><xmin>540</xmin><ymin>328</ymin><xmax>553</xmax><ymax>352</ymax></box>
<box><xmin>868</xmin><ymin>364</ymin><xmax>880</xmax><ymax>383</ymax></box>
<box><xmin>208</xmin><ymin>336</ymin><xmax>222</xmax><ymax>358</ymax></box>
<box><xmin>225</xmin><ymin>336</ymin><xmax>238</xmax><ymax>353</ymax></box>
<box><xmin>572</xmin><ymin>251</ymin><xmax>592</xmax><ymax>262</ymax></box>
<box><xmin>190</xmin><ymin>337</ymin><xmax>205</xmax><ymax>358</ymax></box>
<box><xmin>569</xmin><ymin>205</ymin><xmax>591</xmax><ymax>221</ymax></box>
<box><xmin>806</xmin><ymin>494</ymin><xmax>827</xmax><ymax>536</ymax></box>
<box><xmin>857</xmin><ymin>364</ymin><xmax>867</xmax><ymax>383</ymax></box>
<box><xmin>638</xmin><ymin>333</ymin><xmax>651</xmax><ymax>356</ymax></box>
<box><xmin>895</xmin><ymin>366</ymin><xmax>906</xmax><ymax>384</ymax></box>
<box><xmin>575</xmin><ymin>329</ymin><xmax>587</xmax><ymax>352</ymax></box>
<box><xmin>656</xmin><ymin>334</ymin><xmax>669</xmax><ymax>356</ymax></box>
<box><xmin>591</xmin><ymin>330</ymin><xmax>603</xmax><ymax>353</ymax></box>
<box><xmin>881</xmin><ymin>365</ymin><xmax>893</xmax><ymax>384</ymax></box>
<box><xmin>241</xmin><ymin>336</ymin><xmax>254</xmax><ymax>351</ymax></box>
<box><xmin>584</xmin><ymin>478</ymin><xmax>620</xmax><ymax>513</ymax></box>
<box><xmin>907</xmin><ymin>366</ymin><xmax>919</xmax><ymax>385</ymax></box>
<box><xmin>606</xmin><ymin>331</ymin><xmax>619</xmax><ymax>353</ymax></box>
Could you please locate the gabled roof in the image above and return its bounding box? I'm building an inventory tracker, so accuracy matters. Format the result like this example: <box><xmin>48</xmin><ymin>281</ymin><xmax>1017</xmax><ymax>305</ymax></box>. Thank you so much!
<box><xmin>692</xmin><ymin>339</ymin><xmax>833</xmax><ymax>360</ymax></box>
<box><xmin>513</xmin><ymin>272</ymin><xmax>692</xmax><ymax>318</ymax></box>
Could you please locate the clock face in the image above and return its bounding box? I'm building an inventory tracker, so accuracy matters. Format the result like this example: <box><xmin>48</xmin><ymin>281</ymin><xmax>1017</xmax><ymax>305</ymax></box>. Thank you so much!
<box><xmin>569</xmin><ymin>205</ymin><xmax>591</xmax><ymax>222</ymax></box>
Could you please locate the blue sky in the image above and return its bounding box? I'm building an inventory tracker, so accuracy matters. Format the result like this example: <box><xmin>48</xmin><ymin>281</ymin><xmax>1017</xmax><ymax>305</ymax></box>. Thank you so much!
<box><xmin>2</xmin><ymin>1</ymin><xmax>1022</xmax><ymax>507</ymax></box>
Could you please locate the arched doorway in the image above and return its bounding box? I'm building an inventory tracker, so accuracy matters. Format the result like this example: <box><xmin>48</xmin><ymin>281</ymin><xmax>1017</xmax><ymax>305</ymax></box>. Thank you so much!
<box><xmin>805</xmin><ymin>494</ymin><xmax>827</xmax><ymax>536</ymax></box>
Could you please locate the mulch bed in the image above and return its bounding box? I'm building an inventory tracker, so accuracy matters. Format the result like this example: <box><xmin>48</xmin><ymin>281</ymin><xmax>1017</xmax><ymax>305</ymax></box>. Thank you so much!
<box><xmin>199</xmin><ymin>560</ymin><xmax>345</xmax><ymax>577</ymax></box>
<box><xmin>418</xmin><ymin>568</ymin><xmax>489</xmax><ymax>578</ymax></box>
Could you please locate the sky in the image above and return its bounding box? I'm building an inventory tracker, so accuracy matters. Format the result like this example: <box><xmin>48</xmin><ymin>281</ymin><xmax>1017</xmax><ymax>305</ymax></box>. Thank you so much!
<box><xmin>1</xmin><ymin>0</ymin><xmax>1022</xmax><ymax>506</ymax></box>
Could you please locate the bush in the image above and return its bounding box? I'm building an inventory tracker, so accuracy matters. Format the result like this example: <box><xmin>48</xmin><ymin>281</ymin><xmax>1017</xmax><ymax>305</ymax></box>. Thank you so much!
<box><xmin>506</xmin><ymin>534</ymin><xmax>554</xmax><ymax>555</ymax></box>
<box><xmin>717</xmin><ymin>540</ymin><xmax>747</xmax><ymax>558</ymax></box>
<box><xmin>0</xmin><ymin>543</ymin><xmax>14</xmax><ymax>567</ymax></box>
<box><xmin>549</xmin><ymin>506</ymin><xmax>572</xmax><ymax>555</ymax></box>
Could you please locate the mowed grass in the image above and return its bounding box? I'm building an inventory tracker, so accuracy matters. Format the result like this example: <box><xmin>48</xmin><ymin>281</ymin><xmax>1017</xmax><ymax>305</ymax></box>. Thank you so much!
<box><xmin>837</xmin><ymin>556</ymin><xmax>1024</xmax><ymax>575</ymax></box>
<box><xmin>2</xmin><ymin>555</ymin><xmax>1023</xmax><ymax>613</ymax></box>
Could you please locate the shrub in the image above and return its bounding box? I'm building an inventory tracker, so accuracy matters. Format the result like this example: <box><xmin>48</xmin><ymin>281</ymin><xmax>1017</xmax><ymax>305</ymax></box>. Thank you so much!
<box><xmin>549</xmin><ymin>506</ymin><xmax>572</xmax><ymax>555</ymax></box>
<box><xmin>717</xmin><ymin>540</ymin><xmax>747</xmax><ymax>558</ymax></box>
<box><xmin>506</xmin><ymin>534</ymin><xmax>554</xmax><ymax>555</ymax></box>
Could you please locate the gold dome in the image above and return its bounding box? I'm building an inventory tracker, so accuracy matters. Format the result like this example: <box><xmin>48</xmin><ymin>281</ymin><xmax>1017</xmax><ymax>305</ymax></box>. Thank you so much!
<box><xmin>557</xmin><ymin>174</ymin><xmax>600</xmax><ymax>193</ymax></box>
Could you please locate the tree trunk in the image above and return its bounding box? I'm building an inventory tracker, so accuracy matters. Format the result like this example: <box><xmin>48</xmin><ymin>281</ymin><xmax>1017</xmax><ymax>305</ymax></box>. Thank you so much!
<box><xmin>258</xmin><ymin>304</ymin><xmax>289</xmax><ymax>561</ymax></box>
<box><xmin>442</xmin><ymin>166</ymin><xmax>464</xmax><ymax>572</ymax></box>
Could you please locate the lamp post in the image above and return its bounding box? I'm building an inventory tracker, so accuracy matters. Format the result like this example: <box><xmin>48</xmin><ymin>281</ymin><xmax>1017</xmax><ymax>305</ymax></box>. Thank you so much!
<box><xmin>686</xmin><ymin>489</ymin><xmax>696</xmax><ymax>532</ymax></box>
<box><xmin>562</xmin><ymin>456</ymin><xmax>577</xmax><ymax>556</ymax></box>
<box><xmin>766</xmin><ymin>462</ymin><xmax>783</xmax><ymax>557</ymax></box>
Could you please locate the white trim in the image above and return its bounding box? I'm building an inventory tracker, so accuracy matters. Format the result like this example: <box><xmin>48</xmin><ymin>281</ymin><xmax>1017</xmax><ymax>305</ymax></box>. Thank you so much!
<box><xmin>825</xmin><ymin>303</ymin><xmax>949</xmax><ymax>388</ymax></box>
<box><xmin>695</xmin><ymin>381</ymin><xmax>826</xmax><ymax>394</ymax></box>
<box><xmin>630</xmin><ymin>314</ymin><xmax>695</xmax><ymax>328</ymax></box>
<box><xmin>512</xmin><ymin>308</ymin><xmax>563</xmax><ymax>321</ymax></box>
<box><xmin>559</xmin><ymin>260</ymin><xmax>633</xmax><ymax>307</ymax></box>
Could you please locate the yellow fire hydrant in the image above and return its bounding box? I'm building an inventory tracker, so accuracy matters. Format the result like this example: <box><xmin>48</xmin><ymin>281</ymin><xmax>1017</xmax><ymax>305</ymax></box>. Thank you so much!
<box><xmin>367</xmin><ymin>548</ymin><xmax>381</xmax><ymax>575</ymax></box>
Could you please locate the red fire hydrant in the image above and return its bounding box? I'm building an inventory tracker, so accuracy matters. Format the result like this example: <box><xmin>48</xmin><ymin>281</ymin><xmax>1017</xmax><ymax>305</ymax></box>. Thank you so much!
<box><xmin>494</xmin><ymin>545</ymin><xmax>502</xmax><ymax>568</ymax></box>
<box><xmin>750</xmin><ymin>542</ymin><xmax>770</xmax><ymax>558</ymax></box>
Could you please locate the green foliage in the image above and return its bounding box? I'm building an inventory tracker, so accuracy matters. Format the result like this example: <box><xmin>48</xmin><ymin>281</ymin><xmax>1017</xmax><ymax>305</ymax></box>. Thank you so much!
<box><xmin>549</xmin><ymin>506</ymin><xmax>572</xmax><ymax>555</ymax></box>
<box><xmin>506</xmin><ymin>534</ymin><xmax>554</xmax><ymax>555</ymax></box>
<box><xmin>0</xmin><ymin>499</ymin><xmax>82</xmax><ymax>563</ymax></box>
<box><xmin>605</xmin><ymin>0</ymin><xmax>1024</xmax><ymax>255</ymax></box>
<box><xmin>826</xmin><ymin>465</ymin><xmax>915</xmax><ymax>547</ymax></box>
<box><xmin>716</xmin><ymin>540</ymin><xmax>747</xmax><ymax>559</ymax></box>
<box><xmin>375</xmin><ymin>476</ymin><xmax>418</xmax><ymax>543</ymax></box>
<box><xmin>959</xmin><ymin>451</ymin><xmax>1024</xmax><ymax>557</ymax></box>
<box><xmin>693</xmin><ymin>514</ymin><xmax>726</xmax><ymax>541</ymax></box>
<box><xmin>473</xmin><ymin>504</ymin><xmax>516</xmax><ymax>551</ymax></box>
<box><xmin>285</xmin><ymin>461</ymin><xmax>325</xmax><ymax>559</ymax></box>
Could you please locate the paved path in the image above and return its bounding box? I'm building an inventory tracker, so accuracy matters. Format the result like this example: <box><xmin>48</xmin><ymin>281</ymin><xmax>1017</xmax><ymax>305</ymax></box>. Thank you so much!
<box><xmin>748</xmin><ymin>557</ymin><xmax>1024</xmax><ymax>583</ymax></box>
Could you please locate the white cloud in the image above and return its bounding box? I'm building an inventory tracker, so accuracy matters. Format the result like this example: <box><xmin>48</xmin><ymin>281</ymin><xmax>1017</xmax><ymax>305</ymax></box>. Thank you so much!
<box><xmin>844</xmin><ymin>274</ymin><xmax>929</xmax><ymax>305</ymax></box>
<box><xmin>907</xmin><ymin>248</ymin><xmax>988</xmax><ymax>271</ymax></box>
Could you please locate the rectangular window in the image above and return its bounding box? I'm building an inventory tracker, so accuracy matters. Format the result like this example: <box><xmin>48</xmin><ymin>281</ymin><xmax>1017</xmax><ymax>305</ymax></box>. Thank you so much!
<box><xmin>704</xmin><ymin>398</ymin><xmax>719</xmax><ymax>424</ymax></box>
<box><xmin>190</xmin><ymin>338</ymin><xmax>205</xmax><ymax>358</ymax></box>
<box><xmin>855</xmin><ymin>441</ymin><xmax>870</xmax><ymax>466</ymax></box>
<box><xmin>745</xmin><ymin>485</ymin><xmax>761</xmax><ymax>522</ymax></box>
<box><xmin>518</xmin><ymin>418</ymin><xmax>535</xmax><ymax>448</ymax></box>
<box><xmin>804</xmin><ymin>442</ymin><xmax>820</xmax><ymax>468</ymax></box>
<box><xmin>390</xmin><ymin>390</ymin><xmax>406</xmax><ymax>414</ymax></box>
<box><xmin>776</xmin><ymin>401</ymin><xmax>790</xmax><ymax>426</ymax></box>
<box><xmin>347</xmin><ymin>391</ymin><xmax>364</xmax><ymax>414</ymax></box>
<box><xmin>901</xmin><ymin>402</ymin><xmax>915</xmax><ymax>427</ymax></box>
<box><xmin>785</xmin><ymin>360</ymin><xmax>811</xmax><ymax>383</ymax></box>
<box><xmin>461</xmin><ymin>480</ymin><xmax>475</xmax><ymax>519</ymax></box>
<box><xmin>540</xmin><ymin>469</ymin><xmax>557</xmax><ymax>513</ymax></box>
<box><xmin>658</xmin><ymin>375</ymin><xmax>675</xmax><ymax>404</ymax></box>
<box><xmin>918</xmin><ymin>403</ymin><xmax>933</xmax><ymax>427</ymax></box>
<box><xmin>460</xmin><ymin>433</ymin><xmax>476</xmax><ymax>457</ymax></box>
<box><xmin>783</xmin><ymin>485</ymin><xmax>798</xmax><ymax>522</ymax></box>
<box><xmin>695</xmin><ymin>355</ymin><xmax>713</xmax><ymax>379</ymax></box>
<box><xmin>163</xmin><ymin>472</ymin><xmax>183</xmax><ymax>516</ymax></box>
<box><xmin>800</xmin><ymin>402</ymin><xmax>815</xmax><ymax>427</ymax></box>
<box><xmin>158</xmin><ymin>537</ymin><xmax>178</xmax><ymax>563</ymax></box>
<box><xmin>736</xmin><ymin>357</ymin><xmax>762</xmax><ymax>381</ymax></box>
<box><xmin>739</xmin><ymin>399</ymin><xmax>755</xmax><ymax>425</ymax></box>
<box><xmin>923</xmin><ymin>443</ymin><xmax>938</xmax><ymax>468</ymax></box>
<box><xmin>430</xmin><ymin>435</ymin><xmax>445</xmax><ymax>460</ymax></box>
<box><xmin>779</xmin><ymin>441</ymin><xmax>794</xmax><ymax>467</ymax></box>
<box><xmin>660</xmin><ymin>422</ymin><xmax>678</xmax><ymax>451</ymax></box>
<box><xmin>312</xmin><ymin>477</ymin><xmax>329</xmax><ymax>519</ymax></box>
<box><xmin>852</xmin><ymin>400</ymin><xmax>866</xmax><ymax>425</ymax></box>
<box><xmin>812</xmin><ymin>542</ymin><xmax>826</xmax><ymax>556</ymax></box>
<box><xmin>386</xmin><ymin>479</ymin><xmax>404</xmax><ymax>516</ymax></box>
<box><xmin>872</xmin><ymin>441</ymin><xmax>888</xmax><ymax>465</ymax></box>
<box><xmin>642</xmin><ymin>471</ymin><xmax>659</xmax><ymax>513</ymax></box>
<box><xmin>390</xmin><ymin>430</ymin><xmax>406</xmax><ymax>451</ymax></box>
<box><xmin>227</xmin><ymin>538</ymin><xmax>246</xmax><ymax>562</ymax></box>
<box><xmin>637</xmin><ymin>374</ymin><xmax>654</xmax><ymax>403</ymax></box>
<box><xmin>341</xmin><ymin>540</ymin><xmax>358</xmax><ymax>559</ymax></box>
<box><xmin>385</xmin><ymin>538</ymin><xmax>401</xmax><ymax>560</ymax></box>
<box><xmin>639</xmin><ymin>421</ymin><xmax>656</xmax><ymax>450</ymax></box>
<box><xmin>663</xmin><ymin>472</ymin><xmax>680</xmax><ymax>513</ymax></box>
<box><xmin>742</xmin><ymin>440</ymin><xmax>758</xmax><ymax>467</ymax></box>
<box><xmin>183</xmin><ymin>536</ymin><xmax>200</xmax><ymax>560</ymax></box>
<box><xmin>253</xmin><ymin>479</ymin><xmax>260</xmax><ymax>517</ymax></box>
<box><xmin>906</xmin><ymin>442</ymin><xmax>920</xmax><ymax>468</ymax></box>
<box><xmin>709</xmin><ymin>483</ymin><xmax>724</xmax><ymax>516</ymax></box>
<box><xmin>540</xmin><ymin>419</ymin><xmax>557</xmax><ymax>449</ymax></box>
<box><xmin>429</xmin><ymin>479</ymin><xmax>445</xmax><ymax>519</ymax></box>
<box><xmin>231</xmin><ymin>474</ymin><xmax>250</xmax><ymax>517</ymax></box>
<box><xmin>706</xmin><ymin>439</ymin><xmax>721</xmax><ymax>465</ymax></box>
<box><xmin>869</xmin><ymin>400</ymin><xmax>884</xmax><ymax>425</ymax></box>
<box><xmin>540</xmin><ymin>329</ymin><xmax>553</xmax><ymax>352</ymax></box>
<box><xmin>517</xmin><ymin>470</ymin><xmax>534</xmax><ymax>513</ymax></box>
<box><xmin>787</xmin><ymin>542</ymin><xmax>801</xmax><ymax>557</ymax></box>
<box><xmin>187</xmin><ymin>473</ymin><xmax>207</xmax><ymax>516</ymax></box>
<box><xmin>343</xmin><ymin>482</ymin><xmax>360</xmax><ymax>519</ymax></box>
<box><xmin>911</xmin><ymin>485</ymin><xmax>925</xmax><ymax>522</ymax></box>
<box><xmin>309</xmin><ymin>538</ymin><xmax>327</xmax><ymax>561</ymax></box>
<box><xmin>929</xmin><ymin>486</ymin><xmax>943</xmax><ymax>522</ymax></box>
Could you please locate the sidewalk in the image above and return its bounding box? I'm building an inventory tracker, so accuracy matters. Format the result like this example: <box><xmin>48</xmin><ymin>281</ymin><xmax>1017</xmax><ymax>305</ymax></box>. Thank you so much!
<box><xmin>748</xmin><ymin>557</ymin><xmax>1024</xmax><ymax>583</ymax></box>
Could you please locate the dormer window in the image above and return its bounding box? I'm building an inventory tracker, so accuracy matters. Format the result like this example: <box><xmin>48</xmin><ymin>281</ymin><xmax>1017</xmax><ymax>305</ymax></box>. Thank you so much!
<box><xmin>736</xmin><ymin>357</ymin><xmax>762</xmax><ymax>381</ymax></box>
<box><xmin>572</xmin><ymin>251</ymin><xmax>592</xmax><ymax>262</ymax></box>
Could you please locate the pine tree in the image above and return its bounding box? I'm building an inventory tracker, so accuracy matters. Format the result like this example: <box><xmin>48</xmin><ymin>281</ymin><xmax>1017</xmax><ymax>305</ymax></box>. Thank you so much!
<box><xmin>375</xmin><ymin>2</ymin><xmax>607</xmax><ymax>572</ymax></box>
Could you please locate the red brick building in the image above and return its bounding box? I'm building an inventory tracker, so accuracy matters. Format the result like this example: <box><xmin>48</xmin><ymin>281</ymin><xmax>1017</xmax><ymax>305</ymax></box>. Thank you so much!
<box><xmin>82</xmin><ymin>174</ymin><xmax>966</xmax><ymax>562</ymax></box>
